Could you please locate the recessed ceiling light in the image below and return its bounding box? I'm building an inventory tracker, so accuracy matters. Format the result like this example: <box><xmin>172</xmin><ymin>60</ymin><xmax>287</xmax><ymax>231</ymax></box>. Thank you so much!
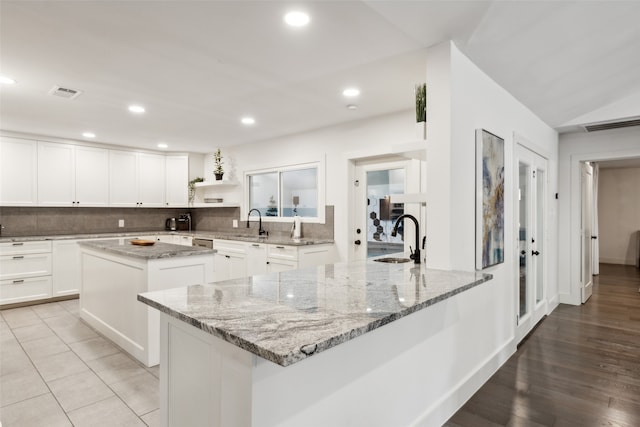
<box><xmin>157</xmin><ymin>143</ymin><xmax>168</xmax><ymax>149</ymax></box>
<box><xmin>128</xmin><ymin>105</ymin><xmax>145</xmax><ymax>113</ymax></box>
<box><xmin>0</xmin><ymin>75</ymin><xmax>16</xmax><ymax>85</ymax></box>
<box><xmin>284</xmin><ymin>11</ymin><xmax>310</xmax><ymax>27</ymax></box>
<box><xmin>342</xmin><ymin>88</ymin><xmax>360</xmax><ymax>97</ymax></box>
<box><xmin>82</xmin><ymin>132</ymin><xmax>96</xmax><ymax>138</ymax></box>
<box><xmin>241</xmin><ymin>117</ymin><xmax>256</xmax><ymax>125</ymax></box>
<box><xmin>346</xmin><ymin>104</ymin><xmax>358</xmax><ymax>110</ymax></box>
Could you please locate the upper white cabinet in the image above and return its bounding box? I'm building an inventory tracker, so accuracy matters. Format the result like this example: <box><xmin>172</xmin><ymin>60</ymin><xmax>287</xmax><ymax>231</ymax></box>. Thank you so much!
<box><xmin>0</xmin><ymin>137</ymin><xmax>38</xmax><ymax>206</ymax></box>
<box><xmin>165</xmin><ymin>155</ymin><xmax>188</xmax><ymax>207</ymax></box>
<box><xmin>138</xmin><ymin>153</ymin><xmax>166</xmax><ymax>207</ymax></box>
<box><xmin>38</xmin><ymin>142</ymin><xmax>109</xmax><ymax>207</ymax></box>
<box><xmin>75</xmin><ymin>146</ymin><xmax>109</xmax><ymax>206</ymax></box>
<box><xmin>110</xmin><ymin>150</ymin><xmax>165</xmax><ymax>207</ymax></box>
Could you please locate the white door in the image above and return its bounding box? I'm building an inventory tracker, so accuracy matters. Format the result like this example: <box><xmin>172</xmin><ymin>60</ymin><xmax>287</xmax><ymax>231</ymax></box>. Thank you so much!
<box><xmin>581</xmin><ymin>162</ymin><xmax>594</xmax><ymax>303</ymax></box>
<box><xmin>515</xmin><ymin>144</ymin><xmax>548</xmax><ymax>342</ymax></box>
<box><xmin>352</xmin><ymin>159</ymin><xmax>421</xmax><ymax>261</ymax></box>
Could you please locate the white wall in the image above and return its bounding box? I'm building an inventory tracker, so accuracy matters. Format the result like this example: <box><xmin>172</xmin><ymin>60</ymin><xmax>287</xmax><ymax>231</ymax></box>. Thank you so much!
<box><xmin>203</xmin><ymin>110</ymin><xmax>416</xmax><ymax>261</ymax></box>
<box><xmin>422</xmin><ymin>41</ymin><xmax>559</xmax><ymax>424</ymax></box>
<box><xmin>598</xmin><ymin>167</ymin><xmax>640</xmax><ymax>265</ymax></box>
<box><xmin>558</xmin><ymin>127</ymin><xmax>640</xmax><ymax>304</ymax></box>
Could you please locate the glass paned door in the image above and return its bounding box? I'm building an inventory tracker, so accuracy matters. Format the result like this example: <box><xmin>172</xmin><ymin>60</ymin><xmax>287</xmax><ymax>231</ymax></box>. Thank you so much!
<box><xmin>366</xmin><ymin>169</ymin><xmax>405</xmax><ymax>258</ymax></box>
<box><xmin>516</xmin><ymin>144</ymin><xmax>548</xmax><ymax>343</ymax></box>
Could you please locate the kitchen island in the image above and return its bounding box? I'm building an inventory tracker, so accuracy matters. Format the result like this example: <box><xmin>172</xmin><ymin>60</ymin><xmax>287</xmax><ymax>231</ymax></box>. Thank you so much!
<box><xmin>138</xmin><ymin>261</ymin><xmax>492</xmax><ymax>426</ymax></box>
<box><xmin>79</xmin><ymin>238</ymin><xmax>214</xmax><ymax>366</ymax></box>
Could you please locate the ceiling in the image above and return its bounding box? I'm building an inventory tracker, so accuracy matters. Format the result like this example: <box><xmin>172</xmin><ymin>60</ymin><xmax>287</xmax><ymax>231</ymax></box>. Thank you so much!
<box><xmin>1</xmin><ymin>1</ymin><xmax>640</xmax><ymax>153</ymax></box>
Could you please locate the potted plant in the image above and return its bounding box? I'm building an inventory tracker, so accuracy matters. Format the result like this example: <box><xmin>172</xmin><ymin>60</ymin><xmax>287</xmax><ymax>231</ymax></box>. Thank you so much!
<box><xmin>415</xmin><ymin>83</ymin><xmax>426</xmax><ymax>139</ymax></box>
<box><xmin>214</xmin><ymin>148</ymin><xmax>224</xmax><ymax>180</ymax></box>
<box><xmin>188</xmin><ymin>177</ymin><xmax>204</xmax><ymax>204</ymax></box>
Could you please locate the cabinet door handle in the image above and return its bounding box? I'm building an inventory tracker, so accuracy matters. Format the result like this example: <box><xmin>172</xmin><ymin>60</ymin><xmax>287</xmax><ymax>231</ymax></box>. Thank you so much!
<box><xmin>252</xmin><ymin>244</ymin><xmax>260</xmax><ymax>247</ymax></box>
<box><xmin>12</xmin><ymin>242</ymin><xmax>24</xmax><ymax>246</ymax></box>
<box><xmin>225</xmin><ymin>255</ymin><xmax>230</xmax><ymax>259</ymax></box>
<box><xmin>12</xmin><ymin>256</ymin><xmax>24</xmax><ymax>260</ymax></box>
<box><xmin>276</xmin><ymin>246</ymin><xmax>285</xmax><ymax>249</ymax></box>
<box><xmin>12</xmin><ymin>279</ymin><xmax>24</xmax><ymax>284</ymax></box>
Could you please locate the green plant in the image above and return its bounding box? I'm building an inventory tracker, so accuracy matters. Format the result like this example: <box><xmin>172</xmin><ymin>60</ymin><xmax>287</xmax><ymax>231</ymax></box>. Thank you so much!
<box><xmin>214</xmin><ymin>148</ymin><xmax>224</xmax><ymax>175</ymax></box>
<box><xmin>415</xmin><ymin>83</ymin><xmax>426</xmax><ymax>123</ymax></box>
<box><xmin>188</xmin><ymin>177</ymin><xmax>204</xmax><ymax>203</ymax></box>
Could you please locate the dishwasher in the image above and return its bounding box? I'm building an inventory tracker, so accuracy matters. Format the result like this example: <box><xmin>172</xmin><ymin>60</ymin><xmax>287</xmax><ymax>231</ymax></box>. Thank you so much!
<box><xmin>192</xmin><ymin>237</ymin><xmax>214</xmax><ymax>249</ymax></box>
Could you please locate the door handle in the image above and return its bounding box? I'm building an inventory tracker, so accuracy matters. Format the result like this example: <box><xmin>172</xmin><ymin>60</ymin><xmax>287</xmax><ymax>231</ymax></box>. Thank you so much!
<box><xmin>591</xmin><ymin>236</ymin><xmax>598</xmax><ymax>240</ymax></box>
<box><xmin>354</xmin><ymin>240</ymin><xmax>361</xmax><ymax>245</ymax></box>
<box><xmin>520</xmin><ymin>250</ymin><xmax>526</xmax><ymax>255</ymax></box>
<box><xmin>532</xmin><ymin>250</ymin><xmax>540</xmax><ymax>256</ymax></box>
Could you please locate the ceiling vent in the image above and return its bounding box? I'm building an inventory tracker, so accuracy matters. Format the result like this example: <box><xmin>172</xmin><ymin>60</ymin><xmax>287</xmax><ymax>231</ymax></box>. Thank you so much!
<box><xmin>48</xmin><ymin>85</ymin><xmax>83</xmax><ymax>100</ymax></box>
<box><xmin>582</xmin><ymin>117</ymin><xmax>640</xmax><ymax>132</ymax></box>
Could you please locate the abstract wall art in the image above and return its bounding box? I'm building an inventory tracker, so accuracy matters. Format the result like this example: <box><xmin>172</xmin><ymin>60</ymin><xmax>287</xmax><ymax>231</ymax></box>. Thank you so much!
<box><xmin>476</xmin><ymin>129</ymin><xmax>505</xmax><ymax>270</ymax></box>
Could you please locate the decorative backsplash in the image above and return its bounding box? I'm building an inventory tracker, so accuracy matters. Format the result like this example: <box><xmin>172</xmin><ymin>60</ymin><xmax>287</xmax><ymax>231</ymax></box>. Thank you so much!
<box><xmin>0</xmin><ymin>205</ymin><xmax>334</xmax><ymax>240</ymax></box>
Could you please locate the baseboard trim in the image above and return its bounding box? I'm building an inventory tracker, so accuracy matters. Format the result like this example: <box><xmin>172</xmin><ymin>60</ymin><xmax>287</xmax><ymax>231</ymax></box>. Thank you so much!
<box><xmin>411</xmin><ymin>338</ymin><xmax>516</xmax><ymax>426</ymax></box>
<box><xmin>0</xmin><ymin>294</ymin><xmax>78</xmax><ymax>310</ymax></box>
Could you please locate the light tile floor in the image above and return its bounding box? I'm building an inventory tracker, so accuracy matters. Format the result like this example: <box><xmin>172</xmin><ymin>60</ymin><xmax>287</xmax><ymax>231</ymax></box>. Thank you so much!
<box><xmin>0</xmin><ymin>299</ymin><xmax>159</xmax><ymax>426</ymax></box>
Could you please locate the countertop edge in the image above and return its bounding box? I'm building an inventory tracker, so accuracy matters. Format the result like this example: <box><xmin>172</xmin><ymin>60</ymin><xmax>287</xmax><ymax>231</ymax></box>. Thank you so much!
<box><xmin>137</xmin><ymin>272</ymin><xmax>492</xmax><ymax>367</ymax></box>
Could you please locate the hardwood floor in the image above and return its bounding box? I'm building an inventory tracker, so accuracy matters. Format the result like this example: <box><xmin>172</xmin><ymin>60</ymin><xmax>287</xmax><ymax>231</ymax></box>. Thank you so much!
<box><xmin>444</xmin><ymin>263</ymin><xmax>640</xmax><ymax>427</ymax></box>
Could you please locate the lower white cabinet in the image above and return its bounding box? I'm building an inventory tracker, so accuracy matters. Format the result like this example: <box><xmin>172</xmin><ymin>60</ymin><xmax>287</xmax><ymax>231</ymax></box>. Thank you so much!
<box><xmin>213</xmin><ymin>240</ymin><xmax>247</xmax><ymax>282</ymax></box>
<box><xmin>0</xmin><ymin>241</ymin><xmax>52</xmax><ymax>305</ymax></box>
<box><xmin>155</xmin><ymin>235</ymin><xmax>193</xmax><ymax>246</ymax></box>
<box><xmin>213</xmin><ymin>239</ymin><xmax>335</xmax><ymax>281</ymax></box>
<box><xmin>52</xmin><ymin>240</ymin><xmax>81</xmax><ymax>297</ymax></box>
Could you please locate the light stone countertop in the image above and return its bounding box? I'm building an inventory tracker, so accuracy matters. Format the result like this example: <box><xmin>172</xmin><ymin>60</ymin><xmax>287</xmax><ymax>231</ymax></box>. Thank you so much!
<box><xmin>0</xmin><ymin>231</ymin><xmax>333</xmax><ymax>246</ymax></box>
<box><xmin>138</xmin><ymin>261</ymin><xmax>492</xmax><ymax>367</ymax></box>
<box><xmin>78</xmin><ymin>238</ymin><xmax>215</xmax><ymax>260</ymax></box>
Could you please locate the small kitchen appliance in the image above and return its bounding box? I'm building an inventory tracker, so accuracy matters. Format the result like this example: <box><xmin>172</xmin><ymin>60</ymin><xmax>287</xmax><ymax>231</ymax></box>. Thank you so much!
<box><xmin>165</xmin><ymin>218</ymin><xmax>177</xmax><ymax>231</ymax></box>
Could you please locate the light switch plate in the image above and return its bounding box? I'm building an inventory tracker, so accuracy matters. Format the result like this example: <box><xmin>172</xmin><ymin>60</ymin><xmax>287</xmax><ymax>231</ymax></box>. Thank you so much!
<box><xmin>232</xmin><ymin>219</ymin><xmax>238</xmax><ymax>228</ymax></box>
<box><xmin>118</xmin><ymin>219</ymin><xmax>125</xmax><ymax>227</ymax></box>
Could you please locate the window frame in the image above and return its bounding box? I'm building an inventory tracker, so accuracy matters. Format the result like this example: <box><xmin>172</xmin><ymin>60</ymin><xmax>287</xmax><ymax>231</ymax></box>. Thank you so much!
<box><xmin>244</xmin><ymin>160</ymin><xmax>325</xmax><ymax>224</ymax></box>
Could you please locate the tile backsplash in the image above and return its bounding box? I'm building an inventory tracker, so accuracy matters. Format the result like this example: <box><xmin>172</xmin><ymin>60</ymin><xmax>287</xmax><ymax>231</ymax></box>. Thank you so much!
<box><xmin>0</xmin><ymin>206</ymin><xmax>334</xmax><ymax>240</ymax></box>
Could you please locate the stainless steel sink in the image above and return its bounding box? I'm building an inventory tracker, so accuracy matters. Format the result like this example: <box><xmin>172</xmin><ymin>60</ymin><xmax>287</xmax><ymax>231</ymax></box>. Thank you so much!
<box><xmin>373</xmin><ymin>257</ymin><xmax>411</xmax><ymax>263</ymax></box>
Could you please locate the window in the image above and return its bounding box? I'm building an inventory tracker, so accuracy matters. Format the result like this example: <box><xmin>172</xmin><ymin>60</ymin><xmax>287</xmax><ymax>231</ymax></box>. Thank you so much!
<box><xmin>246</xmin><ymin>162</ymin><xmax>323</xmax><ymax>221</ymax></box>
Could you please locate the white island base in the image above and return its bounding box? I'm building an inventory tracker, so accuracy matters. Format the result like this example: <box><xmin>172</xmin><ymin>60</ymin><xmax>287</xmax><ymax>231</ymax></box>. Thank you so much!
<box><xmin>79</xmin><ymin>243</ymin><xmax>214</xmax><ymax>367</ymax></box>
<box><xmin>157</xmin><ymin>282</ymin><xmax>512</xmax><ymax>427</ymax></box>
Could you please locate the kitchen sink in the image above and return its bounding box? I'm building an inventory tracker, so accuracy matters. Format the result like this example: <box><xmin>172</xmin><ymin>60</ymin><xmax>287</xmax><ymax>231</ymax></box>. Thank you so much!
<box><xmin>373</xmin><ymin>257</ymin><xmax>411</xmax><ymax>263</ymax></box>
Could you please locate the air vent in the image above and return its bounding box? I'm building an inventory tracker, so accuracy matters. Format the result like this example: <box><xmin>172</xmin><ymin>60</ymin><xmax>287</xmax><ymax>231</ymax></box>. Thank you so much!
<box><xmin>583</xmin><ymin>117</ymin><xmax>640</xmax><ymax>132</ymax></box>
<box><xmin>48</xmin><ymin>85</ymin><xmax>83</xmax><ymax>100</ymax></box>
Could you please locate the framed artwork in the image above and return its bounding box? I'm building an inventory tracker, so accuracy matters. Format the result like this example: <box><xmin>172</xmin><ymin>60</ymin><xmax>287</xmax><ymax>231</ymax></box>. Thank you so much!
<box><xmin>476</xmin><ymin>129</ymin><xmax>505</xmax><ymax>270</ymax></box>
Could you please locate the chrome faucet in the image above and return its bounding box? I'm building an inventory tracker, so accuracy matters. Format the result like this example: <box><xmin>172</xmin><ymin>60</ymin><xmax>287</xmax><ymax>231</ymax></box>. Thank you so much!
<box><xmin>391</xmin><ymin>214</ymin><xmax>421</xmax><ymax>264</ymax></box>
<box><xmin>247</xmin><ymin>209</ymin><xmax>268</xmax><ymax>236</ymax></box>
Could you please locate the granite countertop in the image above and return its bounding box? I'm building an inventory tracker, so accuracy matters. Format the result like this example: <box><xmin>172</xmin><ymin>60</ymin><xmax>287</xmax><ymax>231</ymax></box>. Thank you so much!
<box><xmin>138</xmin><ymin>261</ymin><xmax>492</xmax><ymax>367</ymax></box>
<box><xmin>78</xmin><ymin>238</ymin><xmax>215</xmax><ymax>260</ymax></box>
<box><xmin>0</xmin><ymin>231</ymin><xmax>333</xmax><ymax>247</ymax></box>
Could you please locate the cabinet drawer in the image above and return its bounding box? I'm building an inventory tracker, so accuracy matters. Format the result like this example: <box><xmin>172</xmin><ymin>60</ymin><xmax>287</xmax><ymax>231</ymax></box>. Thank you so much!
<box><xmin>0</xmin><ymin>276</ymin><xmax>52</xmax><ymax>305</ymax></box>
<box><xmin>213</xmin><ymin>239</ymin><xmax>246</xmax><ymax>255</ymax></box>
<box><xmin>267</xmin><ymin>244</ymin><xmax>298</xmax><ymax>261</ymax></box>
<box><xmin>0</xmin><ymin>253</ymin><xmax>52</xmax><ymax>280</ymax></box>
<box><xmin>0</xmin><ymin>240</ymin><xmax>52</xmax><ymax>256</ymax></box>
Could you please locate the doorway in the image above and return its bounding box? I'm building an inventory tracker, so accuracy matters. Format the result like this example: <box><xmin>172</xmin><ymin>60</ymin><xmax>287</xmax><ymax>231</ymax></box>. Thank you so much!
<box><xmin>515</xmin><ymin>144</ymin><xmax>548</xmax><ymax>342</ymax></box>
<box><xmin>352</xmin><ymin>158</ymin><xmax>421</xmax><ymax>261</ymax></box>
<box><xmin>580</xmin><ymin>162</ymin><xmax>594</xmax><ymax>302</ymax></box>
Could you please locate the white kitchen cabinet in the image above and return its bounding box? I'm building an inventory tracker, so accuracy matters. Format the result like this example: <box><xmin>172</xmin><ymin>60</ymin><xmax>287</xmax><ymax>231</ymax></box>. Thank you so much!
<box><xmin>266</xmin><ymin>243</ymin><xmax>334</xmax><ymax>273</ymax></box>
<box><xmin>52</xmin><ymin>240</ymin><xmax>81</xmax><ymax>297</ymax></box>
<box><xmin>165</xmin><ymin>155</ymin><xmax>188</xmax><ymax>207</ymax></box>
<box><xmin>155</xmin><ymin>234</ymin><xmax>193</xmax><ymax>246</ymax></box>
<box><xmin>110</xmin><ymin>150</ymin><xmax>165</xmax><ymax>207</ymax></box>
<box><xmin>0</xmin><ymin>137</ymin><xmax>38</xmax><ymax>206</ymax></box>
<box><xmin>138</xmin><ymin>153</ymin><xmax>166</xmax><ymax>207</ymax></box>
<box><xmin>213</xmin><ymin>240</ymin><xmax>246</xmax><ymax>281</ymax></box>
<box><xmin>0</xmin><ymin>240</ymin><xmax>52</xmax><ymax>305</ymax></box>
<box><xmin>38</xmin><ymin>143</ymin><xmax>110</xmax><ymax>207</ymax></box>
<box><xmin>266</xmin><ymin>258</ymin><xmax>298</xmax><ymax>273</ymax></box>
<box><xmin>37</xmin><ymin>142</ymin><xmax>75</xmax><ymax>206</ymax></box>
<box><xmin>245</xmin><ymin>242</ymin><xmax>267</xmax><ymax>276</ymax></box>
<box><xmin>74</xmin><ymin>145</ymin><xmax>109</xmax><ymax>206</ymax></box>
<box><xmin>109</xmin><ymin>150</ymin><xmax>139</xmax><ymax>207</ymax></box>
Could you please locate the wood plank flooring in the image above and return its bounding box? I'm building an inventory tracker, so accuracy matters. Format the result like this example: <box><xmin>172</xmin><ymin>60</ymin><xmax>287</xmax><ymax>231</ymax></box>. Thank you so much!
<box><xmin>444</xmin><ymin>263</ymin><xmax>640</xmax><ymax>427</ymax></box>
